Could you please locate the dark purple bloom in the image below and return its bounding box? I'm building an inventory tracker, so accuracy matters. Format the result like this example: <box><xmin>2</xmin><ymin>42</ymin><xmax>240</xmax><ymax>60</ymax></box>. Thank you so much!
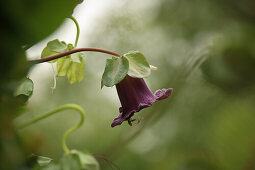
<box><xmin>111</xmin><ymin>75</ymin><xmax>173</xmax><ymax>127</ymax></box>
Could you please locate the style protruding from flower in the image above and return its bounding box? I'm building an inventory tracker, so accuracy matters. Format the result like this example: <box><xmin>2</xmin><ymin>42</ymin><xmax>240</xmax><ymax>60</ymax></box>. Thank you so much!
<box><xmin>111</xmin><ymin>75</ymin><xmax>173</xmax><ymax>127</ymax></box>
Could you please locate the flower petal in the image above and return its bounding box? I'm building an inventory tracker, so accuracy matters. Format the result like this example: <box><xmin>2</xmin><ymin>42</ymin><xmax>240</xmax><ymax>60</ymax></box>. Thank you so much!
<box><xmin>111</xmin><ymin>103</ymin><xmax>153</xmax><ymax>127</ymax></box>
<box><xmin>154</xmin><ymin>88</ymin><xmax>173</xmax><ymax>100</ymax></box>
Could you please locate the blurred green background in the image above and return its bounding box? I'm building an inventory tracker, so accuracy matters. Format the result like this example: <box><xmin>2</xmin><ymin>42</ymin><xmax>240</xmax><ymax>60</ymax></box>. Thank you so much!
<box><xmin>5</xmin><ymin>0</ymin><xmax>255</xmax><ymax>169</ymax></box>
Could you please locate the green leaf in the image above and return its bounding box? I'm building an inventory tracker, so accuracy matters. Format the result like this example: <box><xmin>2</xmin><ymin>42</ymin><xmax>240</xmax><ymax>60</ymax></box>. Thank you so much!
<box><xmin>41</xmin><ymin>39</ymin><xmax>68</xmax><ymax>63</ymax></box>
<box><xmin>70</xmin><ymin>150</ymin><xmax>100</xmax><ymax>170</ymax></box>
<box><xmin>47</xmin><ymin>39</ymin><xmax>67</xmax><ymax>53</ymax></box>
<box><xmin>42</xmin><ymin>40</ymin><xmax>86</xmax><ymax>84</ymax></box>
<box><xmin>71</xmin><ymin>52</ymin><xmax>85</xmax><ymax>63</ymax></box>
<box><xmin>67</xmin><ymin>59</ymin><xmax>85</xmax><ymax>84</ymax></box>
<box><xmin>56</xmin><ymin>54</ymin><xmax>85</xmax><ymax>84</ymax></box>
<box><xmin>25</xmin><ymin>154</ymin><xmax>54</xmax><ymax>169</ymax></box>
<box><xmin>123</xmin><ymin>51</ymin><xmax>151</xmax><ymax>78</ymax></box>
<box><xmin>102</xmin><ymin>57</ymin><xmax>129</xmax><ymax>87</ymax></box>
<box><xmin>38</xmin><ymin>164</ymin><xmax>61</xmax><ymax>170</ymax></box>
<box><xmin>60</xmin><ymin>153</ymin><xmax>80</xmax><ymax>170</ymax></box>
<box><xmin>36</xmin><ymin>156</ymin><xmax>53</xmax><ymax>166</ymax></box>
<box><xmin>41</xmin><ymin>40</ymin><xmax>85</xmax><ymax>84</ymax></box>
<box><xmin>57</xmin><ymin>57</ymin><xmax>72</xmax><ymax>77</ymax></box>
<box><xmin>59</xmin><ymin>151</ymin><xmax>99</xmax><ymax>170</ymax></box>
<box><xmin>41</xmin><ymin>47</ymin><xmax>59</xmax><ymax>63</ymax></box>
<box><xmin>14</xmin><ymin>78</ymin><xmax>34</xmax><ymax>99</ymax></box>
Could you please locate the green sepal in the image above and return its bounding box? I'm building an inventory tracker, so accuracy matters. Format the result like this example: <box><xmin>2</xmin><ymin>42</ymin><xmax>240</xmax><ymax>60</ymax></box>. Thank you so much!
<box><xmin>101</xmin><ymin>57</ymin><xmax>129</xmax><ymax>87</ymax></box>
<box><xmin>123</xmin><ymin>51</ymin><xmax>151</xmax><ymax>78</ymax></box>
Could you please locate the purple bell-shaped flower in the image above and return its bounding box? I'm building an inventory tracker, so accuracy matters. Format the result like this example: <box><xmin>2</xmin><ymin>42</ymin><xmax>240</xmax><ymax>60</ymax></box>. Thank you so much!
<box><xmin>111</xmin><ymin>75</ymin><xmax>173</xmax><ymax>127</ymax></box>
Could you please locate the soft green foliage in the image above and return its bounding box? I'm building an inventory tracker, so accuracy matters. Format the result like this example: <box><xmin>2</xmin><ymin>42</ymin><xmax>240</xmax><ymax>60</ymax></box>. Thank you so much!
<box><xmin>36</xmin><ymin>155</ymin><xmax>53</xmax><ymax>166</ymax></box>
<box><xmin>101</xmin><ymin>51</ymin><xmax>152</xmax><ymax>87</ymax></box>
<box><xmin>67</xmin><ymin>59</ymin><xmax>85</xmax><ymax>84</ymax></box>
<box><xmin>56</xmin><ymin>54</ymin><xmax>85</xmax><ymax>84</ymax></box>
<box><xmin>60</xmin><ymin>153</ymin><xmax>81</xmax><ymax>170</ymax></box>
<box><xmin>41</xmin><ymin>40</ymin><xmax>68</xmax><ymax>63</ymax></box>
<box><xmin>38</xmin><ymin>151</ymin><xmax>99</xmax><ymax>170</ymax></box>
<box><xmin>41</xmin><ymin>47</ymin><xmax>59</xmax><ymax>63</ymax></box>
<box><xmin>47</xmin><ymin>40</ymin><xmax>68</xmax><ymax>53</ymax></box>
<box><xmin>23</xmin><ymin>154</ymin><xmax>53</xmax><ymax>169</ymax></box>
<box><xmin>57</xmin><ymin>57</ymin><xmax>72</xmax><ymax>77</ymax></box>
<box><xmin>123</xmin><ymin>51</ymin><xmax>151</xmax><ymax>78</ymax></box>
<box><xmin>70</xmin><ymin>150</ymin><xmax>100</xmax><ymax>170</ymax></box>
<box><xmin>71</xmin><ymin>52</ymin><xmax>85</xmax><ymax>63</ymax></box>
<box><xmin>42</xmin><ymin>39</ymin><xmax>85</xmax><ymax>84</ymax></box>
<box><xmin>101</xmin><ymin>57</ymin><xmax>129</xmax><ymax>87</ymax></box>
<box><xmin>0</xmin><ymin>0</ymin><xmax>78</xmax><ymax>169</ymax></box>
<box><xmin>14</xmin><ymin>77</ymin><xmax>34</xmax><ymax>101</ymax></box>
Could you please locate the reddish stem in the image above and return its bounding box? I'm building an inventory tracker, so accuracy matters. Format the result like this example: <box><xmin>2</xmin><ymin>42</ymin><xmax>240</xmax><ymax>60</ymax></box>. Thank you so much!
<box><xmin>30</xmin><ymin>48</ymin><xmax>121</xmax><ymax>63</ymax></box>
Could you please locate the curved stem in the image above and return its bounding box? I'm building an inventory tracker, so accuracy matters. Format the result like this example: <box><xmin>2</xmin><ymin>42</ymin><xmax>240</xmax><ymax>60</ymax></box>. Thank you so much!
<box><xmin>30</xmin><ymin>48</ymin><xmax>121</xmax><ymax>64</ymax></box>
<box><xmin>17</xmin><ymin>104</ymin><xmax>85</xmax><ymax>154</ymax></box>
<box><xmin>69</xmin><ymin>16</ymin><xmax>80</xmax><ymax>47</ymax></box>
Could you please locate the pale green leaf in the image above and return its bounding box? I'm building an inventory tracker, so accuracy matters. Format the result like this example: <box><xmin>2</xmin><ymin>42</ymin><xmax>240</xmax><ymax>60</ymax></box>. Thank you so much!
<box><xmin>41</xmin><ymin>46</ymin><xmax>59</xmax><ymax>63</ymax></box>
<box><xmin>123</xmin><ymin>51</ymin><xmax>151</xmax><ymax>78</ymax></box>
<box><xmin>47</xmin><ymin>39</ymin><xmax>67</xmax><ymax>53</ymax></box>
<box><xmin>14</xmin><ymin>77</ymin><xmax>34</xmax><ymax>98</ymax></box>
<box><xmin>42</xmin><ymin>40</ymin><xmax>85</xmax><ymax>84</ymax></box>
<box><xmin>36</xmin><ymin>156</ymin><xmax>53</xmax><ymax>166</ymax></box>
<box><xmin>38</xmin><ymin>164</ymin><xmax>61</xmax><ymax>170</ymax></box>
<box><xmin>67</xmin><ymin>59</ymin><xmax>85</xmax><ymax>84</ymax></box>
<box><xmin>70</xmin><ymin>150</ymin><xmax>100</xmax><ymax>170</ymax></box>
<box><xmin>102</xmin><ymin>57</ymin><xmax>129</xmax><ymax>87</ymax></box>
<box><xmin>71</xmin><ymin>52</ymin><xmax>85</xmax><ymax>63</ymax></box>
<box><xmin>41</xmin><ymin>39</ymin><xmax>68</xmax><ymax>63</ymax></box>
<box><xmin>57</xmin><ymin>57</ymin><xmax>72</xmax><ymax>77</ymax></box>
<box><xmin>60</xmin><ymin>153</ymin><xmax>80</xmax><ymax>170</ymax></box>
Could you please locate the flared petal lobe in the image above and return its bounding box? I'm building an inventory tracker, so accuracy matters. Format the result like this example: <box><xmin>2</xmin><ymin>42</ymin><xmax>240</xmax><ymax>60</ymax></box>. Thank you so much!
<box><xmin>111</xmin><ymin>75</ymin><xmax>173</xmax><ymax>127</ymax></box>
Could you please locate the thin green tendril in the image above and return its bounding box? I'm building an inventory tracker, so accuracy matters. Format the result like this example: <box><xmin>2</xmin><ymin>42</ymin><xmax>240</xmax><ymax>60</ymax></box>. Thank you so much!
<box><xmin>17</xmin><ymin>104</ymin><xmax>85</xmax><ymax>154</ymax></box>
<box><xmin>69</xmin><ymin>16</ymin><xmax>80</xmax><ymax>47</ymax></box>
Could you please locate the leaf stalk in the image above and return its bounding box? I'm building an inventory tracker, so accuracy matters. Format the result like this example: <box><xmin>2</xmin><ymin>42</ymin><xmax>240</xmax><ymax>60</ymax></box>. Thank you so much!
<box><xmin>17</xmin><ymin>104</ymin><xmax>85</xmax><ymax>154</ymax></box>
